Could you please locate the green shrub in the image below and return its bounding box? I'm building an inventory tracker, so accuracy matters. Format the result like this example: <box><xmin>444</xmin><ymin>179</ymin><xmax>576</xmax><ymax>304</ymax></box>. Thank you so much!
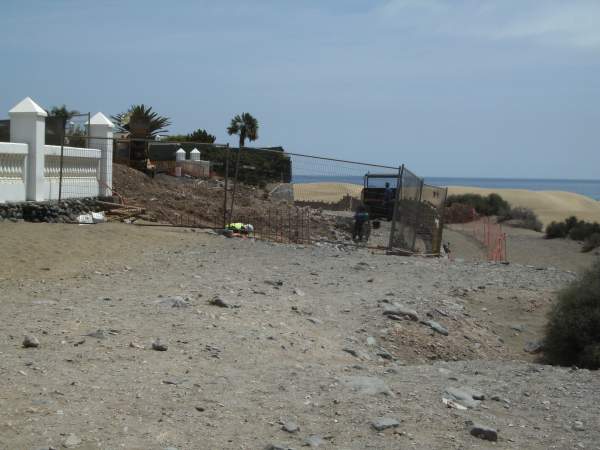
<box><xmin>565</xmin><ymin>216</ymin><xmax>579</xmax><ymax>231</ymax></box>
<box><xmin>544</xmin><ymin>262</ymin><xmax>600</xmax><ymax>369</ymax></box>
<box><xmin>546</xmin><ymin>216</ymin><xmax>600</xmax><ymax>242</ymax></box>
<box><xmin>582</xmin><ymin>233</ymin><xmax>600</xmax><ymax>253</ymax></box>
<box><xmin>569</xmin><ymin>221</ymin><xmax>600</xmax><ymax>241</ymax></box>
<box><xmin>545</xmin><ymin>221</ymin><xmax>568</xmax><ymax>239</ymax></box>
<box><xmin>499</xmin><ymin>207</ymin><xmax>543</xmax><ymax>232</ymax></box>
<box><xmin>446</xmin><ymin>193</ymin><xmax>510</xmax><ymax>216</ymax></box>
<box><xmin>486</xmin><ymin>193</ymin><xmax>511</xmax><ymax>217</ymax></box>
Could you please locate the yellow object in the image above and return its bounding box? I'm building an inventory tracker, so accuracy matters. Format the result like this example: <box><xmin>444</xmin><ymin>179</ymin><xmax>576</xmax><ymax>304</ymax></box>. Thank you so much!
<box><xmin>227</xmin><ymin>223</ymin><xmax>244</xmax><ymax>231</ymax></box>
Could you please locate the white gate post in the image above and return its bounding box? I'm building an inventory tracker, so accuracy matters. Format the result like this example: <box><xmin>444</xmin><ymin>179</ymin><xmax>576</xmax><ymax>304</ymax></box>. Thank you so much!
<box><xmin>9</xmin><ymin>97</ymin><xmax>47</xmax><ymax>201</ymax></box>
<box><xmin>89</xmin><ymin>112</ymin><xmax>114</xmax><ymax>197</ymax></box>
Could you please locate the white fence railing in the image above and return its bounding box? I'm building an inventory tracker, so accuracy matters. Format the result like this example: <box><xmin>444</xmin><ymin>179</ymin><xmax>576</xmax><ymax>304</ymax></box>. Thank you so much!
<box><xmin>0</xmin><ymin>142</ymin><xmax>28</xmax><ymax>202</ymax></box>
<box><xmin>0</xmin><ymin>97</ymin><xmax>113</xmax><ymax>203</ymax></box>
<box><xmin>43</xmin><ymin>145</ymin><xmax>102</xmax><ymax>200</ymax></box>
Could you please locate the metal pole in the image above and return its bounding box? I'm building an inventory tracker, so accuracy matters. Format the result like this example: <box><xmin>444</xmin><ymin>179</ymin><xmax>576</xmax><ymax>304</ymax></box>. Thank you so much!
<box><xmin>387</xmin><ymin>165</ymin><xmax>404</xmax><ymax>252</ymax></box>
<box><xmin>307</xmin><ymin>208</ymin><xmax>311</xmax><ymax>244</ymax></box>
<box><xmin>434</xmin><ymin>187</ymin><xmax>448</xmax><ymax>255</ymax></box>
<box><xmin>58</xmin><ymin>118</ymin><xmax>67</xmax><ymax>202</ymax></box>
<box><xmin>222</xmin><ymin>144</ymin><xmax>230</xmax><ymax>228</ymax></box>
<box><xmin>410</xmin><ymin>179</ymin><xmax>425</xmax><ymax>252</ymax></box>
<box><xmin>229</xmin><ymin>146</ymin><xmax>243</xmax><ymax>223</ymax></box>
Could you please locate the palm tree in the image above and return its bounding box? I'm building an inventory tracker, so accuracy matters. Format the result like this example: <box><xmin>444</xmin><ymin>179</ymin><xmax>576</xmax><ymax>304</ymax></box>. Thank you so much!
<box><xmin>112</xmin><ymin>104</ymin><xmax>171</xmax><ymax>139</ymax></box>
<box><xmin>112</xmin><ymin>105</ymin><xmax>171</xmax><ymax>167</ymax></box>
<box><xmin>48</xmin><ymin>105</ymin><xmax>80</xmax><ymax>122</ymax></box>
<box><xmin>226</xmin><ymin>113</ymin><xmax>259</xmax><ymax>222</ymax></box>
<box><xmin>46</xmin><ymin>105</ymin><xmax>81</xmax><ymax>145</ymax></box>
<box><xmin>227</xmin><ymin>113</ymin><xmax>259</xmax><ymax>148</ymax></box>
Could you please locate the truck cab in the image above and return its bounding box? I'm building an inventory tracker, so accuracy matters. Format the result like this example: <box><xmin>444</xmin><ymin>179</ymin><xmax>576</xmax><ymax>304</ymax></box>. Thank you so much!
<box><xmin>361</xmin><ymin>173</ymin><xmax>398</xmax><ymax>220</ymax></box>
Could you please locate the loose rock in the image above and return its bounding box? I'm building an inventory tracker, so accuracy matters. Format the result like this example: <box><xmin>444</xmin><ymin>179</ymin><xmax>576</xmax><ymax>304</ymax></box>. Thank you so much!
<box><xmin>340</xmin><ymin>376</ymin><xmax>394</xmax><ymax>397</ymax></box>
<box><xmin>467</xmin><ymin>421</ymin><xmax>498</xmax><ymax>441</ymax></box>
<box><xmin>424</xmin><ymin>320</ymin><xmax>449</xmax><ymax>336</ymax></box>
<box><xmin>63</xmin><ymin>433</ymin><xmax>82</xmax><ymax>448</ymax></box>
<box><xmin>524</xmin><ymin>340</ymin><xmax>544</xmax><ymax>354</ymax></box>
<box><xmin>209</xmin><ymin>296</ymin><xmax>231</xmax><ymax>308</ymax></box>
<box><xmin>85</xmin><ymin>329</ymin><xmax>109</xmax><ymax>340</ymax></box>
<box><xmin>265</xmin><ymin>444</ymin><xmax>293</xmax><ymax>450</ymax></box>
<box><xmin>152</xmin><ymin>338</ymin><xmax>168</xmax><ymax>351</ymax></box>
<box><xmin>371</xmin><ymin>417</ymin><xmax>400</xmax><ymax>431</ymax></box>
<box><xmin>383</xmin><ymin>304</ymin><xmax>419</xmax><ymax>321</ymax></box>
<box><xmin>343</xmin><ymin>348</ymin><xmax>359</xmax><ymax>358</ymax></box>
<box><xmin>303</xmin><ymin>435</ymin><xmax>324</xmax><ymax>447</ymax></box>
<box><xmin>282</xmin><ymin>421</ymin><xmax>299</xmax><ymax>433</ymax></box>
<box><xmin>444</xmin><ymin>387</ymin><xmax>481</xmax><ymax>409</ymax></box>
<box><xmin>22</xmin><ymin>335</ymin><xmax>40</xmax><ymax>348</ymax></box>
<box><xmin>160</xmin><ymin>296</ymin><xmax>191</xmax><ymax>308</ymax></box>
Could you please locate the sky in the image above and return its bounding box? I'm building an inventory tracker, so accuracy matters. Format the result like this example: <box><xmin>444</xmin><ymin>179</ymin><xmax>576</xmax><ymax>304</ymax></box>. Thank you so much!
<box><xmin>1</xmin><ymin>0</ymin><xmax>599</xmax><ymax>179</ymax></box>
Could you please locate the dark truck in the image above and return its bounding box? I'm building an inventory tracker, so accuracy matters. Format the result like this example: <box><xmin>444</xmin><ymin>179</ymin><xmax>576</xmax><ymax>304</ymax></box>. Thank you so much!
<box><xmin>361</xmin><ymin>173</ymin><xmax>398</xmax><ymax>220</ymax></box>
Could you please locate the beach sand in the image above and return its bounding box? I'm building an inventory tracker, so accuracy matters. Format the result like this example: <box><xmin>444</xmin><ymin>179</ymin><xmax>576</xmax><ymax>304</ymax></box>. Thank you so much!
<box><xmin>293</xmin><ymin>182</ymin><xmax>600</xmax><ymax>226</ymax></box>
<box><xmin>293</xmin><ymin>182</ymin><xmax>363</xmax><ymax>203</ymax></box>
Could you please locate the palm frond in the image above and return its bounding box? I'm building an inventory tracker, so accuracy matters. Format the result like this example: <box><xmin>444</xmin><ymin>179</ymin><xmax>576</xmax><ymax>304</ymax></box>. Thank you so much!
<box><xmin>112</xmin><ymin>104</ymin><xmax>171</xmax><ymax>138</ymax></box>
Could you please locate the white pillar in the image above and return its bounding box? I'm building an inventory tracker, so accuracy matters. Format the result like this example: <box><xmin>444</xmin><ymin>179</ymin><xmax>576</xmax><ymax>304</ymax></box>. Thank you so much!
<box><xmin>9</xmin><ymin>97</ymin><xmax>48</xmax><ymax>201</ymax></box>
<box><xmin>89</xmin><ymin>112</ymin><xmax>114</xmax><ymax>197</ymax></box>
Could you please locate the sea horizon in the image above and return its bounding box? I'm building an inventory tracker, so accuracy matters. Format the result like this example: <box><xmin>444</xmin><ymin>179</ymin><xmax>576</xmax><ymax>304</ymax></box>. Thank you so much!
<box><xmin>292</xmin><ymin>175</ymin><xmax>600</xmax><ymax>200</ymax></box>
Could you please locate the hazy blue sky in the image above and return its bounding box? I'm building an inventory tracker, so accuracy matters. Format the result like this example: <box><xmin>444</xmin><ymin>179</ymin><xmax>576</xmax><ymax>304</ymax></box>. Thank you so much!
<box><xmin>1</xmin><ymin>0</ymin><xmax>598</xmax><ymax>178</ymax></box>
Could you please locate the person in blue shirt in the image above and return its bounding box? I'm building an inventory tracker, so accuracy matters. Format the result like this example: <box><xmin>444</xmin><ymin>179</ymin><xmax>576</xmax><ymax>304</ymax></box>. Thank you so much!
<box><xmin>353</xmin><ymin>205</ymin><xmax>370</xmax><ymax>242</ymax></box>
<box><xmin>383</xmin><ymin>182</ymin><xmax>393</xmax><ymax>219</ymax></box>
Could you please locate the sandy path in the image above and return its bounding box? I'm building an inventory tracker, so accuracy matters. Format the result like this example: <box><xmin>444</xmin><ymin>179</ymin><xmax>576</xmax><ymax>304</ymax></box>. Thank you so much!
<box><xmin>444</xmin><ymin>223</ymin><xmax>599</xmax><ymax>272</ymax></box>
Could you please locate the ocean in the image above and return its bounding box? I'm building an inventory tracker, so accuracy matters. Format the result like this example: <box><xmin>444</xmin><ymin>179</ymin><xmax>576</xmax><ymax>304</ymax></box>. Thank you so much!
<box><xmin>292</xmin><ymin>175</ymin><xmax>600</xmax><ymax>200</ymax></box>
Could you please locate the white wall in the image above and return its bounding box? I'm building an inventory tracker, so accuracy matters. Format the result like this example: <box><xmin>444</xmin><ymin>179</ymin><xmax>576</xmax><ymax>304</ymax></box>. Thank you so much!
<box><xmin>179</xmin><ymin>160</ymin><xmax>210</xmax><ymax>178</ymax></box>
<box><xmin>0</xmin><ymin>142</ymin><xmax>28</xmax><ymax>202</ymax></box>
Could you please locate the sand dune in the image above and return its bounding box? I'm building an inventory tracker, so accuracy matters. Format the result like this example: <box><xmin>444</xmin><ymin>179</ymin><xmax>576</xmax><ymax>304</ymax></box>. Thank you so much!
<box><xmin>293</xmin><ymin>182</ymin><xmax>600</xmax><ymax>226</ymax></box>
<box><xmin>293</xmin><ymin>182</ymin><xmax>362</xmax><ymax>203</ymax></box>
<box><xmin>447</xmin><ymin>186</ymin><xmax>600</xmax><ymax>226</ymax></box>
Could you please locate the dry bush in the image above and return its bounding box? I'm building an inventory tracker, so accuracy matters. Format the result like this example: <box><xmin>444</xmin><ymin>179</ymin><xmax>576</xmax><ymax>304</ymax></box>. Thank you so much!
<box><xmin>544</xmin><ymin>261</ymin><xmax>600</xmax><ymax>369</ymax></box>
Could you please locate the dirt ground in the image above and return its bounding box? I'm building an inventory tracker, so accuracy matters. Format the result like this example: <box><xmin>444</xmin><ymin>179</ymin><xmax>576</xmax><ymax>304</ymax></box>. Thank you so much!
<box><xmin>1</xmin><ymin>222</ymin><xmax>599</xmax><ymax>450</ymax></box>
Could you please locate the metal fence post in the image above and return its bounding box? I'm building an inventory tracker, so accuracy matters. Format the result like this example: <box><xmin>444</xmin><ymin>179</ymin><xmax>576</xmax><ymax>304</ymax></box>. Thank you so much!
<box><xmin>222</xmin><ymin>144</ymin><xmax>230</xmax><ymax>228</ymax></box>
<box><xmin>58</xmin><ymin>117</ymin><xmax>67</xmax><ymax>201</ymax></box>
<box><xmin>387</xmin><ymin>164</ymin><xmax>404</xmax><ymax>252</ymax></box>
<box><xmin>410</xmin><ymin>179</ymin><xmax>425</xmax><ymax>252</ymax></box>
<box><xmin>433</xmin><ymin>187</ymin><xmax>448</xmax><ymax>255</ymax></box>
<box><xmin>229</xmin><ymin>146</ymin><xmax>243</xmax><ymax>223</ymax></box>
